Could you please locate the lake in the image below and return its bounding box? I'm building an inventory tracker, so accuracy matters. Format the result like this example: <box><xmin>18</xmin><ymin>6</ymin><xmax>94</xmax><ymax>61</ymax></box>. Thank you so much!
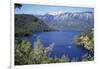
<box><xmin>28</xmin><ymin>31</ymin><xmax>87</xmax><ymax>61</ymax></box>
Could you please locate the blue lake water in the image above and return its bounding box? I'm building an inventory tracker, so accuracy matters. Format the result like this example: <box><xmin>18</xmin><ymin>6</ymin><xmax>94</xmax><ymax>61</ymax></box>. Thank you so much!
<box><xmin>28</xmin><ymin>31</ymin><xmax>87</xmax><ymax>61</ymax></box>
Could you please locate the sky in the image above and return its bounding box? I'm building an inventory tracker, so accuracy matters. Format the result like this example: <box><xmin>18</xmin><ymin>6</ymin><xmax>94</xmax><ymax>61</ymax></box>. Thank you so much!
<box><xmin>15</xmin><ymin>4</ymin><xmax>94</xmax><ymax>15</ymax></box>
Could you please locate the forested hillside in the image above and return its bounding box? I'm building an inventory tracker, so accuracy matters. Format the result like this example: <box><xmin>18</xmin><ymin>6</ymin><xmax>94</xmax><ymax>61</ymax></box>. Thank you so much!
<box><xmin>74</xmin><ymin>28</ymin><xmax>94</xmax><ymax>50</ymax></box>
<box><xmin>74</xmin><ymin>28</ymin><xmax>94</xmax><ymax>61</ymax></box>
<box><xmin>15</xmin><ymin>14</ymin><xmax>53</xmax><ymax>37</ymax></box>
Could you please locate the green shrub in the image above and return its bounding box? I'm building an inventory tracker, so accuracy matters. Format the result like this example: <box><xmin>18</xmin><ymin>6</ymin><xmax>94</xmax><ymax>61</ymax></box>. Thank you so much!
<box><xmin>15</xmin><ymin>37</ymin><xmax>69</xmax><ymax>65</ymax></box>
<box><xmin>74</xmin><ymin>28</ymin><xmax>94</xmax><ymax>50</ymax></box>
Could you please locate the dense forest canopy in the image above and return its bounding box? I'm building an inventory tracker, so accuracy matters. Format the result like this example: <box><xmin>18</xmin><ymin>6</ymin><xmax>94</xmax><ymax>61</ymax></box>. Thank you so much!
<box><xmin>15</xmin><ymin>14</ymin><xmax>53</xmax><ymax>37</ymax></box>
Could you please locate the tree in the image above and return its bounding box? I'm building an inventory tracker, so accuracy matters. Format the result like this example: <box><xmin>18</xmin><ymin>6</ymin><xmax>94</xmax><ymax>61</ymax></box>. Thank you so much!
<box><xmin>82</xmin><ymin>53</ymin><xmax>94</xmax><ymax>61</ymax></box>
<box><xmin>74</xmin><ymin>28</ymin><xmax>94</xmax><ymax>51</ymax></box>
<box><xmin>15</xmin><ymin>37</ymin><xmax>69</xmax><ymax>65</ymax></box>
<box><xmin>15</xmin><ymin>39</ymin><xmax>34</xmax><ymax>65</ymax></box>
<box><xmin>74</xmin><ymin>28</ymin><xmax>94</xmax><ymax>61</ymax></box>
<box><xmin>15</xmin><ymin>3</ymin><xmax>22</xmax><ymax>9</ymax></box>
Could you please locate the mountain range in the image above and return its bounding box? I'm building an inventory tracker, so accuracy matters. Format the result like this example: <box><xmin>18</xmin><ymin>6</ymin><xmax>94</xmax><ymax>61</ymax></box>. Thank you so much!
<box><xmin>37</xmin><ymin>11</ymin><xmax>94</xmax><ymax>31</ymax></box>
<box><xmin>15</xmin><ymin>11</ymin><xmax>94</xmax><ymax>37</ymax></box>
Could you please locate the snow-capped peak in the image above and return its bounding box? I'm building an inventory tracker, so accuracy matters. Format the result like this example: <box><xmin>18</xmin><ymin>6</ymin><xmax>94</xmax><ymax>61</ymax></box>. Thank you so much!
<box><xmin>47</xmin><ymin>11</ymin><xmax>65</xmax><ymax>15</ymax></box>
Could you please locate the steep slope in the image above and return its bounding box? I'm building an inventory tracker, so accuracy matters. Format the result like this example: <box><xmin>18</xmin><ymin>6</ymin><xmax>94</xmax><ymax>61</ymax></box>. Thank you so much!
<box><xmin>15</xmin><ymin>14</ymin><xmax>52</xmax><ymax>37</ymax></box>
<box><xmin>38</xmin><ymin>12</ymin><xmax>94</xmax><ymax>31</ymax></box>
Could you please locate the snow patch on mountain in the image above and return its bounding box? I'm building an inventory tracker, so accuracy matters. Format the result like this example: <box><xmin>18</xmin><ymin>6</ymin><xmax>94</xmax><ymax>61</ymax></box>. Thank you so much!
<box><xmin>47</xmin><ymin>11</ymin><xmax>65</xmax><ymax>15</ymax></box>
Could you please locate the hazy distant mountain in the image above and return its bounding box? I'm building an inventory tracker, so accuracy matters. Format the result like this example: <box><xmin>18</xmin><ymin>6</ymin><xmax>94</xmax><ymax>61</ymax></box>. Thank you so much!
<box><xmin>38</xmin><ymin>11</ymin><xmax>94</xmax><ymax>31</ymax></box>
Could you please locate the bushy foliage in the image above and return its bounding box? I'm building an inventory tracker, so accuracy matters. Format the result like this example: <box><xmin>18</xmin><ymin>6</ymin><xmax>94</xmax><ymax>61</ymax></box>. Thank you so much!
<box><xmin>15</xmin><ymin>39</ymin><xmax>34</xmax><ymax>65</ymax></box>
<box><xmin>15</xmin><ymin>37</ymin><xmax>69</xmax><ymax>65</ymax></box>
<box><xmin>82</xmin><ymin>53</ymin><xmax>94</xmax><ymax>61</ymax></box>
<box><xmin>74</xmin><ymin>28</ymin><xmax>94</xmax><ymax>61</ymax></box>
<box><xmin>74</xmin><ymin>28</ymin><xmax>94</xmax><ymax>50</ymax></box>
